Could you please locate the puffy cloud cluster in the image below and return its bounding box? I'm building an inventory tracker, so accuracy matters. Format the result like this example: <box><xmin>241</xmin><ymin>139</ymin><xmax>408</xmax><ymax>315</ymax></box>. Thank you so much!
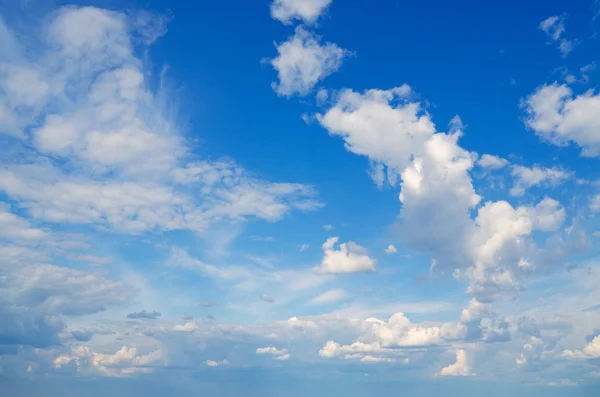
<box><xmin>314</xmin><ymin>237</ymin><xmax>376</xmax><ymax>274</ymax></box>
<box><xmin>317</xmin><ymin>86</ymin><xmax>572</xmax><ymax>302</ymax></box>
<box><xmin>563</xmin><ymin>334</ymin><xmax>600</xmax><ymax>359</ymax></box>
<box><xmin>54</xmin><ymin>345</ymin><xmax>162</xmax><ymax>376</ymax></box>
<box><xmin>438</xmin><ymin>349</ymin><xmax>472</xmax><ymax>377</ymax></box>
<box><xmin>268</xmin><ymin>27</ymin><xmax>349</xmax><ymax>97</ymax></box>
<box><xmin>256</xmin><ymin>346</ymin><xmax>290</xmax><ymax>360</ymax></box>
<box><xmin>523</xmin><ymin>83</ymin><xmax>600</xmax><ymax>157</ymax></box>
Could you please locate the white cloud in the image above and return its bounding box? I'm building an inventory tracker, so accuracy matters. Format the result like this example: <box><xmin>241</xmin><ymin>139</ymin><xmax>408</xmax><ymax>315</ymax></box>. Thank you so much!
<box><xmin>317</xmin><ymin>85</ymin><xmax>433</xmax><ymax>175</ymax></box>
<box><xmin>205</xmin><ymin>359</ymin><xmax>229</xmax><ymax>367</ymax></box>
<box><xmin>318</xmin><ymin>86</ymin><xmax>578</xmax><ymax>302</ymax></box>
<box><xmin>55</xmin><ymin>345</ymin><xmax>163</xmax><ymax>376</ymax></box>
<box><xmin>510</xmin><ymin>165</ymin><xmax>571</xmax><ymax>196</ymax></box>
<box><xmin>0</xmin><ymin>7</ymin><xmax>322</xmax><ymax>235</ymax></box>
<box><xmin>256</xmin><ymin>346</ymin><xmax>290</xmax><ymax>360</ymax></box>
<box><xmin>523</xmin><ymin>83</ymin><xmax>600</xmax><ymax>157</ymax></box>
<box><xmin>384</xmin><ymin>244</ymin><xmax>397</xmax><ymax>254</ymax></box>
<box><xmin>563</xmin><ymin>334</ymin><xmax>600</xmax><ymax>359</ymax></box>
<box><xmin>322</xmin><ymin>224</ymin><xmax>334</xmax><ymax>230</ymax></box>
<box><xmin>256</xmin><ymin>346</ymin><xmax>287</xmax><ymax>355</ymax></box>
<box><xmin>314</xmin><ymin>237</ymin><xmax>376</xmax><ymax>274</ymax></box>
<box><xmin>309</xmin><ymin>289</ymin><xmax>348</xmax><ymax>305</ymax></box>
<box><xmin>0</xmin><ymin>204</ymin><xmax>47</xmax><ymax>242</ymax></box>
<box><xmin>438</xmin><ymin>350</ymin><xmax>471</xmax><ymax>377</ymax></box>
<box><xmin>477</xmin><ymin>154</ymin><xmax>509</xmax><ymax>169</ymax></box>
<box><xmin>539</xmin><ymin>16</ymin><xmax>573</xmax><ymax>58</ymax></box>
<box><xmin>268</xmin><ymin>26</ymin><xmax>349</xmax><ymax>97</ymax></box>
<box><xmin>526</xmin><ymin>198</ymin><xmax>566</xmax><ymax>232</ymax></box>
<box><xmin>360</xmin><ymin>355</ymin><xmax>395</xmax><ymax>363</ymax></box>
<box><xmin>300</xmin><ymin>243</ymin><xmax>309</xmax><ymax>251</ymax></box>
<box><xmin>270</xmin><ymin>0</ymin><xmax>332</xmax><ymax>25</ymax></box>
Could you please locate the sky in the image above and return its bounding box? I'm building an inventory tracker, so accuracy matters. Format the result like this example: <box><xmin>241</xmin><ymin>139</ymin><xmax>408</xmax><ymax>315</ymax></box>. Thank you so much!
<box><xmin>0</xmin><ymin>0</ymin><xmax>600</xmax><ymax>396</ymax></box>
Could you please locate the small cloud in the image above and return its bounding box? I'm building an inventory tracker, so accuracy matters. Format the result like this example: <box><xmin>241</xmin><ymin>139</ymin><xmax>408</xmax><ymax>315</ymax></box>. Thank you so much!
<box><xmin>180</xmin><ymin>313</ymin><xmax>193</xmax><ymax>320</ymax></box>
<box><xmin>323</xmin><ymin>224</ymin><xmax>334</xmax><ymax>230</ymax></box>
<box><xmin>384</xmin><ymin>244</ymin><xmax>397</xmax><ymax>254</ymax></box>
<box><xmin>256</xmin><ymin>346</ymin><xmax>290</xmax><ymax>361</ymax></box>
<box><xmin>300</xmin><ymin>243</ymin><xmax>309</xmax><ymax>251</ymax></box>
<box><xmin>199</xmin><ymin>301</ymin><xmax>216</xmax><ymax>307</ymax></box>
<box><xmin>477</xmin><ymin>154</ymin><xmax>509</xmax><ymax>170</ymax></box>
<box><xmin>314</xmin><ymin>237</ymin><xmax>376</xmax><ymax>274</ymax></box>
<box><xmin>205</xmin><ymin>359</ymin><xmax>229</xmax><ymax>367</ymax></box>
<box><xmin>207</xmin><ymin>314</ymin><xmax>215</xmax><ymax>321</ymax></box>
<box><xmin>260</xmin><ymin>294</ymin><xmax>275</xmax><ymax>303</ymax></box>
<box><xmin>126</xmin><ymin>310</ymin><xmax>161</xmax><ymax>320</ymax></box>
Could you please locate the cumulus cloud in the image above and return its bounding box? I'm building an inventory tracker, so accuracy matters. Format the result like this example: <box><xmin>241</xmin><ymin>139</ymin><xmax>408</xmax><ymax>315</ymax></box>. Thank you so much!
<box><xmin>318</xmin><ymin>86</ymin><xmax>576</xmax><ymax>301</ymax></box>
<box><xmin>126</xmin><ymin>310</ymin><xmax>161</xmax><ymax>320</ymax></box>
<box><xmin>256</xmin><ymin>346</ymin><xmax>290</xmax><ymax>360</ymax></box>
<box><xmin>205</xmin><ymin>359</ymin><xmax>229</xmax><ymax>367</ymax></box>
<box><xmin>523</xmin><ymin>83</ymin><xmax>600</xmax><ymax>157</ymax></box>
<box><xmin>510</xmin><ymin>165</ymin><xmax>571</xmax><ymax>196</ymax></box>
<box><xmin>477</xmin><ymin>154</ymin><xmax>509</xmax><ymax>169</ymax></box>
<box><xmin>384</xmin><ymin>244</ymin><xmax>397</xmax><ymax>254</ymax></box>
<box><xmin>54</xmin><ymin>345</ymin><xmax>162</xmax><ymax>376</ymax></box>
<box><xmin>438</xmin><ymin>350</ymin><xmax>471</xmax><ymax>376</ymax></box>
<box><xmin>268</xmin><ymin>26</ymin><xmax>349</xmax><ymax>97</ymax></box>
<box><xmin>539</xmin><ymin>16</ymin><xmax>574</xmax><ymax>58</ymax></box>
<box><xmin>270</xmin><ymin>0</ymin><xmax>332</xmax><ymax>25</ymax></box>
<box><xmin>256</xmin><ymin>346</ymin><xmax>288</xmax><ymax>355</ymax></box>
<box><xmin>563</xmin><ymin>334</ymin><xmax>600</xmax><ymax>359</ymax></box>
<box><xmin>314</xmin><ymin>237</ymin><xmax>376</xmax><ymax>274</ymax></box>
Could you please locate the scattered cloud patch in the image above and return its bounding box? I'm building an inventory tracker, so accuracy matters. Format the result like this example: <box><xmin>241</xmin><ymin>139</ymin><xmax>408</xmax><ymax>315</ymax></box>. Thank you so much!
<box><xmin>268</xmin><ymin>26</ymin><xmax>349</xmax><ymax>97</ymax></box>
<box><xmin>510</xmin><ymin>165</ymin><xmax>571</xmax><ymax>196</ymax></box>
<box><xmin>539</xmin><ymin>15</ymin><xmax>574</xmax><ymax>58</ymax></box>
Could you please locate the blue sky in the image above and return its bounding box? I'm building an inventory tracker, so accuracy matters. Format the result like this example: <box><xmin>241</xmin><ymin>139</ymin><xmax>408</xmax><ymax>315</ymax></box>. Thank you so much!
<box><xmin>1</xmin><ymin>0</ymin><xmax>600</xmax><ymax>395</ymax></box>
